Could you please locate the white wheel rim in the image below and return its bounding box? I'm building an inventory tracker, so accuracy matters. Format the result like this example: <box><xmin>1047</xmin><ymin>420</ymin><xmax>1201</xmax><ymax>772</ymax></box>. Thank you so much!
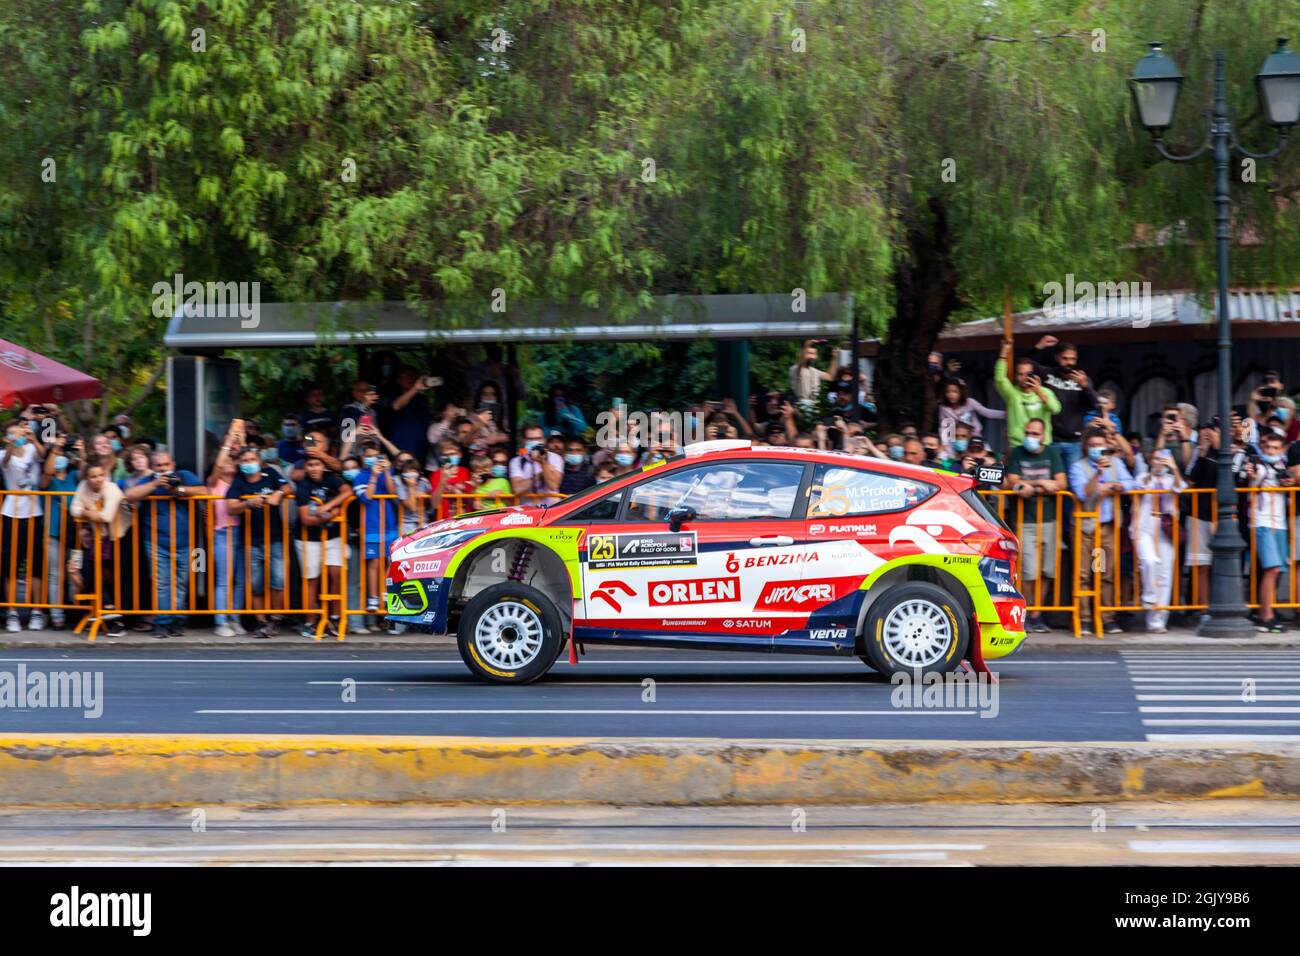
<box><xmin>475</xmin><ymin>601</ymin><xmax>545</xmax><ymax>670</ymax></box>
<box><xmin>882</xmin><ymin>599</ymin><xmax>953</xmax><ymax>668</ymax></box>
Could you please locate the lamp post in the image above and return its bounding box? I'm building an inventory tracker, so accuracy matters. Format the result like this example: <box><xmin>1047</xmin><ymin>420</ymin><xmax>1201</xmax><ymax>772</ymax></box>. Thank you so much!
<box><xmin>1130</xmin><ymin>40</ymin><xmax>1300</xmax><ymax>637</ymax></box>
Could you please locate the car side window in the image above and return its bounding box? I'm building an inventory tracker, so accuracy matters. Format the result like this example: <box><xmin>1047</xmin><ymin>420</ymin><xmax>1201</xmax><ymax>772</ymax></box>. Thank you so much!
<box><xmin>623</xmin><ymin>462</ymin><xmax>806</xmax><ymax>522</ymax></box>
<box><xmin>566</xmin><ymin>491</ymin><xmax>622</xmax><ymax>523</ymax></box>
<box><xmin>808</xmin><ymin>465</ymin><xmax>936</xmax><ymax>517</ymax></box>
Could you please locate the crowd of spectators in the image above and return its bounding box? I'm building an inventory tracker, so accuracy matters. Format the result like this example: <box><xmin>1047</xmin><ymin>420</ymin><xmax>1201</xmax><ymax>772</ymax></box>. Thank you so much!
<box><xmin>0</xmin><ymin>339</ymin><xmax>1297</xmax><ymax>637</ymax></box>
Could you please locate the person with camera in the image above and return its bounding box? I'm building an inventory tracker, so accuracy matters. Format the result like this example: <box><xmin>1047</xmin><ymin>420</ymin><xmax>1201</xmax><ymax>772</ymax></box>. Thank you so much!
<box><xmin>1030</xmin><ymin>336</ymin><xmax>1098</xmax><ymax>471</ymax></box>
<box><xmin>790</xmin><ymin>339</ymin><xmax>842</xmax><ymax>405</ymax></box>
<box><xmin>1069</xmin><ymin>429</ymin><xmax>1135</xmax><ymax>635</ymax></box>
<box><xmin>1</xmin><ymin>420</ymin><xmax>47</xmax><ymax>632</ymax></box>
<box><xmin>208</xmin><ymin>420</ymin><xmax>246</xmax><ymax>638</ymax></box>
<box><xmin>225</xmin><ymin>446</ymin><xmax>290</xmax><ymax>638</ymax></box>
<box><xmin>1154</xmin><ymin>404</ymin><xmax>1196</xmax><ymax>473</ymax></box>
<box><xmin>1131</xmin><ymin>448</ymin><xmax>1185</xmax><ymax>634</ymax></box>
<box><xmin>122</xmin><ymin>449</ymin><xmax>204</xmax><ymax>638</ymax></box>
<box><xmin>1242</xmin><ymin>430</ymin><xmax>1294</xmax><ymax>632</ymax></box>
<box><xmin>508</xmin><ymin>422</ymin><xmax>563</xmax><ymax>508</ymax></box>
<box><xmin>352</xmin><ymin>441</ymin><xmax>400</xmax><ymax>628</ymax></box>
<box><xmin>289</xmin><ymin>428</ymin><xmax>342</xmax><ymax>483</ymax></box>
<box><xmin>994</xmin><ymin>340</ymin><xmax>1062</xmax><ymax>450</ymax></box>
<box><xmin>1006</xmin><ymin>418</ymin><xmax>1067</xmax><ymax>632</ymax></box>
<box><xmin>384</xmin><ymin>367</ymin><xmax>439</xmax><ymax>461</ymax></box>
<box><xmin>39</xmin><ymin>434</ymin><xmax>80</xmax><ymax>629</ymax></box>
<box><xmin>295</xmin><ymin>452</ymin><xmax>353</xmax><ymax>638</ymax></box>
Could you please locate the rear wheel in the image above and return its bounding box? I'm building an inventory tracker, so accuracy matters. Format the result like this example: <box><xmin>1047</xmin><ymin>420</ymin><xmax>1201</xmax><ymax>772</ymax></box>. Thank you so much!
<box><xmin>862</xmin><ymin>582</ymin><xmax>969</xmax><ymax>676</ymax></box>
<box><xmin>457</xmin><ymin>583</ymin><xmax>564</xmax><ymax>684</ymax></box>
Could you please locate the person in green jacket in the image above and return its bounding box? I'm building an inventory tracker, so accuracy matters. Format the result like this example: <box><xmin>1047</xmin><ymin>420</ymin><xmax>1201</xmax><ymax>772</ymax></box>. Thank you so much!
<box><xmin>994</xmin><ymin>339</ymin><xmax>1062</xmax><ymax>449</ymax></box>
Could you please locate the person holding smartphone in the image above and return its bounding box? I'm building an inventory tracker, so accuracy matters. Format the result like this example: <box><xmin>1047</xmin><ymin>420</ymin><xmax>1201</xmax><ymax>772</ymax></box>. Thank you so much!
<box><xmin>1069</xmin><ymin>429</ymin><xmax>1135</xmax><ymax>636</ymax></box>
<box><xmin>994</xmin><ymin>340</ymin><xmax>1062</xmax><ymax>449</ymax></box>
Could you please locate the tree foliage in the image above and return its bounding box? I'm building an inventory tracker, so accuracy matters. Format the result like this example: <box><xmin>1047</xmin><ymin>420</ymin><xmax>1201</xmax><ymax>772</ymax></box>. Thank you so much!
<box><xmin>1</xmin><ymin>0</ymin><xmax>1298</xmax><ymax>432</ymax></box>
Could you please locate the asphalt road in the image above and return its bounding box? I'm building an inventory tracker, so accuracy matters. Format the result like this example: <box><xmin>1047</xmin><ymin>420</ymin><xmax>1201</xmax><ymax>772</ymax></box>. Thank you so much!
<box><xmin>2</xmin><ymin>646</ymin><xmax>1300</xmax><ymax>741</ymax></box>
<box><xmin>2</xmin><ymin>802</ymin><xmax>1298</xmax><ymax>865</ymax></box>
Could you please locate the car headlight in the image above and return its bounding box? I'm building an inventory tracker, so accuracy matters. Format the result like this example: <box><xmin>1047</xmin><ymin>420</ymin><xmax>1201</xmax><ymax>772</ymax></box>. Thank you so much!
<box><xmin>406</xmin><ymin>529</ymin><xmax>485</xmax><ymax>554</ymax></box>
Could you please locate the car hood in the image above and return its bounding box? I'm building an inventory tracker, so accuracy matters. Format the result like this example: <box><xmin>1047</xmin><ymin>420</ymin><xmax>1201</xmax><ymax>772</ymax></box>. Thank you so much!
<box><xmin>392</xmin><ymin>505</ymin><xmax>547</xmax><ymax>553</ymax></box>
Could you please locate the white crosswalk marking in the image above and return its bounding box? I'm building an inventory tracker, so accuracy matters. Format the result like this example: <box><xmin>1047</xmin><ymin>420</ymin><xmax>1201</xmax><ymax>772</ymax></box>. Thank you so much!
<box><xmin>1122</xmin><ymin>650</ymin><xmax>1300</xmax><ymax>742</ymax></box>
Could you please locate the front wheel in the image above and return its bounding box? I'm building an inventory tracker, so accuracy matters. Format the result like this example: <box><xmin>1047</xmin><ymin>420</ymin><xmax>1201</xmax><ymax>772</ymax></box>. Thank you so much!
<box><xmin>862</xmin><ymin>582</ymin><xmax>969</xmax><ymax>677</ymax></box>
<box><xmin>457</xmin><ymin>583</ymin><xmax>564</xmax><ymax>684</ymax></box>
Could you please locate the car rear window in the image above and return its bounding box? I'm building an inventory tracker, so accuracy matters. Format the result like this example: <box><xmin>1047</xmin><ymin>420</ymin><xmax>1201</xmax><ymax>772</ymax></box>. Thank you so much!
<box><xmin>808</xmin><ymin>465</ymin><xmax>936</xmax><ymax>517</ymax></box>
<box><xmin>961</xmin><ymin>488</ymin><xmax>1011</xmax><ymax>533</ymax></box>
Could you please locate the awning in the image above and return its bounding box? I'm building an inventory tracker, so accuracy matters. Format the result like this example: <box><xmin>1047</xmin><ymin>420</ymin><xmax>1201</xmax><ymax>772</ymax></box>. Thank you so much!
<box><xmin>163</xmin><ymin>294</ymin><xmax>854</xmax><ymax>350</ymax></box>
<box><xmin>0</xmin><ymin>338</ymin><xmax>103</xmax><ymax>409</ymax></box>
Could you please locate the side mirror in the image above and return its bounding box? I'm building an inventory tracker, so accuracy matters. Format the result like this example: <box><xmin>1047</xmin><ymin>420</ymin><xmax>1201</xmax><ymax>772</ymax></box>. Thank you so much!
<box><xmin>667</xmin><ymin>505</ymin><xmax>697</xmax><ymax>533</ymax></box>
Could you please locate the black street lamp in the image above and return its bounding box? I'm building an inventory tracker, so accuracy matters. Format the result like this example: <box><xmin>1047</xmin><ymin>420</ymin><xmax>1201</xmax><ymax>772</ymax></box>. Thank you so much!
<box><xmin>1130</xmin><ymin>40</ymin><xmax>1300</xmax><ymax>637</ymax></box>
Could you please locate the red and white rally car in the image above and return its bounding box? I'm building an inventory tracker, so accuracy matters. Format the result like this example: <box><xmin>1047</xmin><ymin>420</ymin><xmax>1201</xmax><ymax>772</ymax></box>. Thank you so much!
<box><xmin>386</xmin><ymin>440</ymin><xmax>1027</xmax><ymax>684</ymax></box>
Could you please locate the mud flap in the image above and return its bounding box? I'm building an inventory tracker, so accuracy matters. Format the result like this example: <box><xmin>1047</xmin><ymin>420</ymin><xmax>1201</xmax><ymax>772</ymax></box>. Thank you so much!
<box><xmin>959</xmin><ymin>613</ymin><xmax>998</xmax><ymax>682</ymax></box>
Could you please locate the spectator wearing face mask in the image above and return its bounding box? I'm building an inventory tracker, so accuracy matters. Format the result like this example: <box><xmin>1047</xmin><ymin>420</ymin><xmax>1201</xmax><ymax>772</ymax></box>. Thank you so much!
<box><xmin>510</xmin><ymin>423</ymin><xmax>562</xmax><ymax>507</ymax></box>
<box><xmin>294</xmin><ymin>453</ymin><xmax>352</xmax><ymax>638</ymax></box>
<box><xmin>1005</xmin><ymin>418</ymin><xmax>1066</xmax><ymax>631</ymax></box>
<box><xmin>1241</xmin><ymin>431</ymin><xmax>1294</xmax><ymax>633</ymax></box>
<box><xmin>1069</xmin><ymin>429</ymin><xmax>1135</xmax><ymax>636</ymax></box>
<box><xmin>122</xmin><ymin>449</ymin><xmax>205</xmax><ymax>638</ymax></box>
<box><xmin>941</xmin><ymin>422</ymin><xmax>976</xmax><ymax>470</ymax></box>
<box><xmin>609</xmin><ymin>442</ymin><xmax>637</xmax><ymax>477</ymax></box>
<box><xmin>1131</xmin><ymin>449</ymin><xmax>1184</xmax><ymax>633</ymax></box>
<box><xmin>559</xmin><ymin>440</ymin><xmax>595</xmax><ymax>494</ymax></box>
<box><xmin>393</xmin><ymin>454</ymin><xmax>431</xmax><ymax>536</ymax></box>
<box><xmin>1154</xmin><ymin>404</ymin><xmax>1195</xmax><ymax>474</ymax></box>
<box><xmin>920</xmin><ymin>434</ymin><xmax>944</xmax><ymax>467</ymax></box>
<box><xmin>994</xmin><ymin>340</ymin><xmax>1061</xmax><ymax>449</ymax></box>
<box><xmin>225</xmin><ymin>446</ymin><xmax>290</xmax><ymax>638</ymax></box>
<box><xmin>476</xmin><ymin>450</ymin><xmax>514</xmax><ymax>509</ymax></box>
<box><xmin>90</xmin><ymin>432</ymin><xmax>127</xmax><ymax>482</ymax></box>
<box><xmin>277</xmin><ymin>415</ymin><xmax>305</xmax><ymax>464</ymax></box>
<box><xmin>432</xmin><ymin>439</ymin><xmax>474</xmax><ymax>515</ymax></box>
<box><xmin>352</xmin><ymin>443</ymin><xmax>399</xmax><ymax>624</ymax></box>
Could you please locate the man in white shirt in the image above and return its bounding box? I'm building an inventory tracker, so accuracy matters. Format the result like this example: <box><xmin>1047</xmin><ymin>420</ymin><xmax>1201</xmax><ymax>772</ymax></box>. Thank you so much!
<box><xmin>1</xmin><ymin>421</ymin><xmax>47</xmax><ymax>631</ymax></box>
<box><xmin>509</xmin><ymin>423</ymin><xmax>563</xmax><ymax>507</ymax></box>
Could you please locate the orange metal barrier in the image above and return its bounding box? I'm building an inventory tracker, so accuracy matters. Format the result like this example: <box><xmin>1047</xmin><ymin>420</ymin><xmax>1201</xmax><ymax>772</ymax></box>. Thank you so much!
<box><xmin>0</xmin><ymin>487</ymin><xmax>1288</xmax><ymax>640</ymax></box>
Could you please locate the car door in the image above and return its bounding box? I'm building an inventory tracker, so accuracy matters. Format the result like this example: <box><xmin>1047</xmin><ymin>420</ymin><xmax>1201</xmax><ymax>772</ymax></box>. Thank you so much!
<box><xmin>577</xmin><ymin>459</ymin><xmax>811</xmax><ymax>640</ymax></box>
<box><xmin>793</xmin><ymin>463</ymin><xmax>944</xmax><ymax>646</ymax></box>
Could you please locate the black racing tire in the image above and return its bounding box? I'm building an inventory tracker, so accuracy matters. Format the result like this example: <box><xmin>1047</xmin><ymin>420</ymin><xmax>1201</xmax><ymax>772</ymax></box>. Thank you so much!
<box><xmin>456</xmin><ymin>582</ymin><xmax>564</xmax><ymax>685</ymax></box>
<box><xmin>862</xmin><ymin>582</ymin><xmax>969</xmax><ymax>677</ymax></box>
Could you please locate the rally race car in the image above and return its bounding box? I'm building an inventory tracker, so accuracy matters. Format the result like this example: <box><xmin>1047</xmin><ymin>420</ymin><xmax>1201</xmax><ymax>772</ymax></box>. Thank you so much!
<box><xmin>385</xmin><ymin>440</ymin><xmax>1028</xmax><ymax>684</ymax></box>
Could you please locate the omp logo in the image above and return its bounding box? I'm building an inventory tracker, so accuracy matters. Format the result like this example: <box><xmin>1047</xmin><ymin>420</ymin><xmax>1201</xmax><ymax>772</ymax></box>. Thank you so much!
<box><xmin>591</xmin><ymin>579</ymin><xmax>636</xmax><ymax>612</ymax></box>
<box><xmin>499</xmin><ymin>512</ymin><xmax>534</xmax><ymax>526</ymax></box>
<box><xmin>759</xmin><ymin>582</ymin><xmax>833</xmax><ymax>607</ymax></box>
<box><xmin>648</xmin><ymin>576</ymin><xmax>739</xmax><ymax>607</ymax></box>
<box><xmin>809</xmin><ymin>627</ymin><xmax>848</xmax><ymax>640</ymax></box>
<box><xmin>412</xmin><ymin>560</ymin><xmax>442</xmax><ymax>574</ymax></box>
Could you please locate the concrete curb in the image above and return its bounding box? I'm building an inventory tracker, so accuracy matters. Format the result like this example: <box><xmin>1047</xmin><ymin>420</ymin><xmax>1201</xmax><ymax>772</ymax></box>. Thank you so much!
<box><xmin>2</xmin><ymin>735</ymin><xmax>1299</xmax><ymax>807</ymax></box>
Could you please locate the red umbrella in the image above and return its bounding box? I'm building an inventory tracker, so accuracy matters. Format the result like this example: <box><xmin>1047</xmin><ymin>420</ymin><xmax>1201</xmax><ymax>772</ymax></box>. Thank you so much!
<box><xmin>0</xmin><ymin>338</ymin><xmax>103</xmax><ymax>410</ymax></box>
